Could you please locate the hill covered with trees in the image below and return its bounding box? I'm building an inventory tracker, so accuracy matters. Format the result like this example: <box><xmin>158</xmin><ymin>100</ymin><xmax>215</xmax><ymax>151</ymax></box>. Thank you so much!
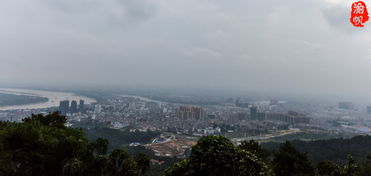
<box><xmin>2</xmin><ymin>112</ymin><xmax>371</xmax><ymax>176</ymax></box>
<box><xmin>0</xmin><ymin>112</ymin><xmax>149</xmax><ymax>176</ymax></box>
<box><xmin>263</xmin><ymin>135</ymin><xmax>371</xmax><ymax>164</ymax></box>
<box><xmin>166</xmin><ymin>136</ymin><xmax>371</xmax><ymax>176</ymax></box>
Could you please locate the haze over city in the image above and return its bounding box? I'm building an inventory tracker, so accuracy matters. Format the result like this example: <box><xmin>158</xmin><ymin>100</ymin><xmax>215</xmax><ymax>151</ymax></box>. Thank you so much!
<box><xmin>0</xmin><ymin>0</ymin><xmax>371</xmax><ymax>101</ymax></box>
<box><xmin>4</xmin><ymin>0</ymin><xmax>371</xmax><ymax>176</ymax></box>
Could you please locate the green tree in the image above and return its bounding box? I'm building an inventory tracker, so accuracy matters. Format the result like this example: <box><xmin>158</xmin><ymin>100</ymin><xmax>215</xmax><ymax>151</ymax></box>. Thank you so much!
<box><xmin>22</xmin><ymin>112</ymin><xmax>67</xmax><ymax>128</ymax></box>
<box><xmin>238</xmin><ymin>140</ymin><xmax>270</xmax><ymax>160</ymax></box>
<box><xmin>272</xmin><ymin>141</ymin><xmax>314</xmax><ymax>176</ymax></box>
<box><xmin>340</xmin><ymin>155</ymin><xmax>360</xmax><ymax>176</ymax></box>
<box><xmin>135</xmin><ymin>153</ymin><xmax>150</xmax><ymax>176</ymax></box>
<box><xmin>106</xmin><ymin>149</ymin><xmax>138</xmax><ymax>176</ymax></box>
<box><xmin>359</xmin><ymin>154</ymin><xmax>371</xmax><ymax>176</ymax></box>
<box><xmin>164</xmin><ymin>136</ymin><xmax>274</xmax><ymax>176</ymax></box>
<box><xmin>0</xmin><ymin>112</ymin><xmax>150</xmax><ymax>176</ymax></box>
<box><xmin>63</xmin><ymin>158</ymin><xmax>83</xmax><ymax>176</ymax></box>
<box><xmin>0</xmin><ymin>112</ymin><xmax>88</xmax><ymax>176</ymax></box>
<box><xmin>90</xmin><ymin>138</ymin><xmax>109</xmax><ymax>156</ymax></box>
<box><xmin>315</xmin><ymin>161</ymin><xmax>341</xmax><ymax>176</ymax></box>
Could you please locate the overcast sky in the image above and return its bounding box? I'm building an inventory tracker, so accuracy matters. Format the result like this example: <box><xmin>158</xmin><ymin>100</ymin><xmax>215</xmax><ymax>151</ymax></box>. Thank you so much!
<box><xmin>1</xmin><ymin>0</ymin><xmax>371</xmax><ymax>99</ymax></box>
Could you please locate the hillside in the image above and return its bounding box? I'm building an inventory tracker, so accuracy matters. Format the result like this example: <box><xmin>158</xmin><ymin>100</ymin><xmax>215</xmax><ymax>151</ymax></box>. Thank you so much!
<box><xmin>263</xmin><ymin>135</ymin><xmax>371</xmax><ymax>164</ymax></box>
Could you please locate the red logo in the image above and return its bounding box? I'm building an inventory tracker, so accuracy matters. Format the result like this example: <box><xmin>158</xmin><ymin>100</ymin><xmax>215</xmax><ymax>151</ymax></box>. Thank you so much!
<box><xmin>350</xmin><ymin>1</ymin><xmax>369</xmax><ymax>27</ymax></box>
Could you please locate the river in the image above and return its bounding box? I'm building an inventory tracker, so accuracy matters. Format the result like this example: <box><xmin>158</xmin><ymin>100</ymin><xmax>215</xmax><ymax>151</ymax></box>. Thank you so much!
<box><xmin>0</xmin><ymin>88</ymin><xmax>96</xmax><ymax>111</ymax></box>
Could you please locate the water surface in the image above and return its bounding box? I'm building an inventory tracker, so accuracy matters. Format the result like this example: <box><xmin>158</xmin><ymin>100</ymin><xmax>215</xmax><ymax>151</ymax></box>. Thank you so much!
<box><xmin>0</xmin><ymin>88</ymin><xmax>96</xmax><ymax>111</ymax></box>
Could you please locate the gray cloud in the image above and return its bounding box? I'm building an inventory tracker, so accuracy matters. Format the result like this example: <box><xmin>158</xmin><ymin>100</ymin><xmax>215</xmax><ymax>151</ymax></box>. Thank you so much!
<box><xmin>1</xmin><ymin>0</ymin><xmax>371</xmax><ymax>100</ymax></box>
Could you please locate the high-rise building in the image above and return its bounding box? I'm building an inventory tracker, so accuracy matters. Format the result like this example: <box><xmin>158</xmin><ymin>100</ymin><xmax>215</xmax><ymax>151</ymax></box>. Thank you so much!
<box><xmin>367</xmin><ymin>106</ymin><xmax>371</xmax><ymax>114</ymax></box>
<box><xmin>59</xmin><ymin>100</ymin><xmax>69</xmax><ymax>115</ymax></box>
<box><xmin>79</xmin><ymin>100</ymin><xmax>85</xmax><ymax>112</ymax></box>
<box><xmin>270</xmin><ymin>99</ymin><xmax>279</xmax><ymax>105</ymax></box>
<box><xmin>266</xmin><ymin>111</ymin><xmax>310</xmax><ymax>124</ymax></box>
<box><xmin>338</xmin><ymin>102</ymin><xmax>354</xmax><ymax>110</ymax></box>
<box><xmin>176</xmin><ymin>106</ymin><xmax>205</xmax><ymax>120</ymax></box>
<box><xmin>250</xmin><ymin>106</ymin><xmax>257</xmax><ymax>119</ymax></box>
<box><xmin>235</xmin><ymin>112</ymin><xmax>247</xmax><ymax>119</ymax></box>
<box><xmin>94</xmin><ymin>104</ymin><xmax>102</xmax><ymax>113</ymax></box>
<box><xmin>235</xmin><ymin>98</ymin><xmax>249</xmax><ymax>108</ymax></box>
<box><xmin>70</xmin><ymin>100</ymin><xmax>78</xmax><ymax>113</ymax></box>
<box><xmin>257</xmin><ymin>112</ymin><xmax>266</xmax><ymax>121</ymax></box>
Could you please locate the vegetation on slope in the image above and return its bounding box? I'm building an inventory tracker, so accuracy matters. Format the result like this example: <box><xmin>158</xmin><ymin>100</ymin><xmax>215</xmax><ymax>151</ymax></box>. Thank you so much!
<box><xmin>3</xmin><ymin>112</ymin><xmax>371</xmax><ymax>176</ymax></box>
<box><xmin>0</xmin><ymin>112</ymin><xmax>149</xmax><ymax>176</ymax></box>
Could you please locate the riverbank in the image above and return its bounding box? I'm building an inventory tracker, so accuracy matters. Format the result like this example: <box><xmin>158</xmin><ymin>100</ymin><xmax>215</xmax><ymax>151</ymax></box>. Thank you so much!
<box><xmin>0</xmin><ymin>88</ymin><xmax>96</xmax><ymax>111</ymax></box>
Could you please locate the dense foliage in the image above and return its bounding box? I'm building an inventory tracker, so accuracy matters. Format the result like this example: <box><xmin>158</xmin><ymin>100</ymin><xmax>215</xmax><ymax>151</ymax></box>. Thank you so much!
<box><xmin>166</xmin><ymin>136</ymin><xmax>371</xmax><ymax>176</ymax></box>
<box><xmin>83</xmin><ymin>127</ymin><xmax>160</xmax><ymax>151</ymax></box>
<box><xmin>164</xmin><ymin>136</ymin><xmax>274</xmax><ymax>176</ymax></box>
<box><xmin>125</xmin><ymin>146</ymin><xmax>181</xmax><ymax>176</ymax></box>
<box><xmin>263</xmin><ymin>135</ymin><xmax>371</xmax><ymax>164</ymax></box>
<box><xmin>0</xmin><ymin>112</ymin><xmax>149</xmax><ymax>176</ymax></box>
<box><xmin>272</xmin><ymin>141</ymin><xmax>313</xmax><ymax>176</ymax></box>
<box><xmin>3</xmin><ymin>112</ymin><xmax>371</xmax><ymax>176</ymax></box>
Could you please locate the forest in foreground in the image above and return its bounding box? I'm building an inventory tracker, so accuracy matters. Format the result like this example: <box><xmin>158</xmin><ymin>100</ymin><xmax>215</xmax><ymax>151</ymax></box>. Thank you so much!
<box><xmin>2</xmin><ymin>112</ymin><xmax>371</xmax><ymax>176</ymax></box>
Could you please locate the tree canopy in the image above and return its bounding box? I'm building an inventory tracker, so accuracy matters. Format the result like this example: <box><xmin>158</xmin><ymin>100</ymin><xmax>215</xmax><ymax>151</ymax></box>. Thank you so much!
<box><xmin>164</xmin><ymin>136</ymin><xmax>274</xmax><ymax>176</ymax></box>
<box><xmin>2</xmin><ymin>112</ymin><xmax>371</xmax><ymax>176</ymax></box>
<box><xmin>0</xmin><ymin>112</ymin><xmax>149</xmax><ymax>176</ymax></box>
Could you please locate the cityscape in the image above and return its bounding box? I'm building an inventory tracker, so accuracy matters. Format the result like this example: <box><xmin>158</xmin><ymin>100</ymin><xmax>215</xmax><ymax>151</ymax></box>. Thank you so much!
<box><xmin>2</xmin><ymin>0</ymin><xmax>371</xmax><ymax>175</ymax></box>
<box><xmin>1</xmin><ymin>89</ymin><xmax>371</xmax><ymax>160</ymax></box>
